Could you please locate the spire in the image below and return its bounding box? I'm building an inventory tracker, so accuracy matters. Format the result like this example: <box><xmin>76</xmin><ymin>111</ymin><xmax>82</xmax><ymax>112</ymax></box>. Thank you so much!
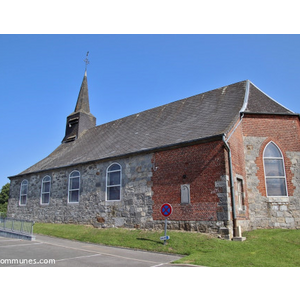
<box><xmin>62</xmin><ymin>52</ymin><xmax>96</xmax><ymax>143</ymax></box>
<box><xmin>74</xmin><ymin>71</ymin><xmax>90</xmax><ymax>113</ymax></box>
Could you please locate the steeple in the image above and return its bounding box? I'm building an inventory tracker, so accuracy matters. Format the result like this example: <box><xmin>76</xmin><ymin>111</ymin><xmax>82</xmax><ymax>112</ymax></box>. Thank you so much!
<box><xmin>62</xmin><ymin>67</ymin><xmax>96</xmax><ymax>143</ymax></box>
<box><xmin>74</xmin><ymin>70</ymin><xmax>90</xmax><ymax>113</ymax></box>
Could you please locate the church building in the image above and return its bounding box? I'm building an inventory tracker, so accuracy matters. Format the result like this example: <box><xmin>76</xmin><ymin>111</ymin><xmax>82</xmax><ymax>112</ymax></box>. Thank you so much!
<box><xmin>7</xmin><ymin>70</ymin><xmax>300</xmax><ymax>239</ymax></box>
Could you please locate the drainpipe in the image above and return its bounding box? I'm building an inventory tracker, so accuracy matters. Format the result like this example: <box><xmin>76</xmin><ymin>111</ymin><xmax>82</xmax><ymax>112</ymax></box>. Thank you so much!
<box><xmin>222</xmin><ymin>135</ymin><xmax>237</xmax><ymax>237</ymax></box>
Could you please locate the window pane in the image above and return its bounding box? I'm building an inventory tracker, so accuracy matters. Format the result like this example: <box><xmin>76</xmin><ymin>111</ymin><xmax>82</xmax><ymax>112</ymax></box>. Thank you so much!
<box><xmin>20</xmin><ymin>195</ymin><xmax>27</xmax><ymax>205</ymax></box>
<box><xmin>70</xmin><ymin>171</ymin><xmax>80</xmax><ymax>177</ymax></box>
<box><xmin>42</xmin><ymin>193</ymin><xmax>50</xmax><ymax>204</ymax></box>
<box><xmin>108</xmin><ymin>172</ymin><xmax>120</xmax><ymax>186</ymax></box>
<box><xmin>264</xmin><ymin>159</ymin><xmax>285</xmax><ymax>176</ymax></box>
<box><xmin>44</xmin><ymin>176</ymin><xmax>51</xmax><ymax>182</ymax></box>
<box><xmin>266</xmin><ymin>178</ymin><xmax>287</xmax><ymax>196</ymax></box>
<box><xmin>69</xmin><ymin>190</ymin><xmax>79</xmax><ymax>202</ymax></box>
<box><xmin>70</xmin><ymin>177</ymin><xmax>79</xmax><ymax>190</ymax></box>
<box><xmin>21</xmin><ymin>183</ymin><xmax>28</xmax><ymax>195</ymax></box>
<box><xmin>264</xmin><ymin>143</ymin><xmax>282</xmax><ymax>157</ymax></box>
<box><xmin>43</xmin><ymin>182</ymin><xmax>50</xmax><ymax>193</ymax></box>
<box><xmin>108</xmin><ymin>164</ymin><xmax>121</xmax><ymax>172</ymax></box>
<box><xmin>108</xmin><ymin>186</ymin><xmax>120</xmax><ymax>200</ymax></box>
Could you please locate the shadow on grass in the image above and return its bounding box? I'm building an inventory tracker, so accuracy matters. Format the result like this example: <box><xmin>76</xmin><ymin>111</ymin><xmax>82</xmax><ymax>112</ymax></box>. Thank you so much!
<box><xmin>136</xmin><ymin>237</ymin><xmax>163</xmax><ymax>245</ymax></box>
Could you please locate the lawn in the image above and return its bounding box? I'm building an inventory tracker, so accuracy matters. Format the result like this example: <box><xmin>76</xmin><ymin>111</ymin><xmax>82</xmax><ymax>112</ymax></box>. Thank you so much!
<box><xmin>33</xmin><ymin>223</ymin><xmax>300</xmax><ymax>267</ymax></box>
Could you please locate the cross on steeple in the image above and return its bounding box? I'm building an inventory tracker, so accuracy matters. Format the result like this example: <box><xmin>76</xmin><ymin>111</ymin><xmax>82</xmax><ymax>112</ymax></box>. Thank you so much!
<box><xmin>84</xmin><ymin>51</ymin><xmax>89</xmax><ymax>72</ymax></box>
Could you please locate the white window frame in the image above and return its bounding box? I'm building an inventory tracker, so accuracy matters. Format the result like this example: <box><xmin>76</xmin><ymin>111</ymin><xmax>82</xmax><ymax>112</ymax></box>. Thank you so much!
<box><xmin>68</xmin><ymin>170</ymin><xmax>80</xmax><ymax>203</ymax></box>
<box><xmin>19</xmin><ymin>179</ymin><xmax>28</xmax><ymax>206</ymax></box>
<box><xmin>263</xmin><ymin>142</ymin><xmax>288</xmax><ymax>197</ymax></box>
<box><xmin>106</xmin><ymin>163</ymin><xmax>122</xmax><ymax>201</ymax></box>
<box><xmin>41</xmin><ymin>175</ymin><xmax>51</xmax><ymax>205</ymax></box>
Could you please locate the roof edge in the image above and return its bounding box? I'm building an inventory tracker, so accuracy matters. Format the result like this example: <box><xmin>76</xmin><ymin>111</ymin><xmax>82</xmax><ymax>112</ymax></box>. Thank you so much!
<box><xmin>8</xmin><ymin>134</ymin><xmax>224</xmax><ymax>179</ymax></box>
<box><xmin>243</xmin><ymin>111</ymin><xmax>300</xmax><ymax>117</ymax></box>
<box><xmin>239</xmin><ymin>80</ymin><xmax>250</xmax><ymax>113</ymax></box>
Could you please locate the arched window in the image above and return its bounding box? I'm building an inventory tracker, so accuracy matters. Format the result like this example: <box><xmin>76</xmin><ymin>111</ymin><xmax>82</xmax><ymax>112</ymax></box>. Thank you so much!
<box><xmin>68</xmin><ymin>170</ymin><xmax>80</xmax><ymax>203</ymax></box>
<box><xmin>41</xmin><ymin>175</ymin><xmax>51</xmax><ymax>205</ymax></box>
<box><xmin>20</xmin><ymin>179</ymin><xmax>28</xmax><ymax>206</ymax></box>
<box><xmin>263</xmin><ymin>142</ymin><xmax>287</xmax><ymax>196</ymax></box>
<box><xmin>106</xmin><ymin>163</ymin><xmax>121</xmax><ymax>201</ymax></box>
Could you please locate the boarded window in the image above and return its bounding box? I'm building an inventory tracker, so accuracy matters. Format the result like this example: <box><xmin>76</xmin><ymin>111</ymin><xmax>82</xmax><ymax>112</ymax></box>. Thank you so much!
<box><xmin>181</xmin><ymin>184</ymin><xmax>190</xmax><ymax>204</ymax></box>
<box><xmin>237</xmin><ymin>178</ymin><xmax>244</xmax><ymax>210</ymax></box>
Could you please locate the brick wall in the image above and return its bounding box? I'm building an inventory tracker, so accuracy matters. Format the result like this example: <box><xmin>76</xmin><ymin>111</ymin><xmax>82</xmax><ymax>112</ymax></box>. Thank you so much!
<box><xmin>226</xmin><ymin>118</ymin><xmax>250</xmax><ymax>226</ymax></box>
<box><xmin>151</xmin><ymin>140</ymin><xmax>229</xmax><ymax>226</ymax></box>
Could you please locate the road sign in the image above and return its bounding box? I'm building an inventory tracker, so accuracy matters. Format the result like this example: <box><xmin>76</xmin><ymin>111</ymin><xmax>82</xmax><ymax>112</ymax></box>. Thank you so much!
<box><xmin>160</xmin><ymin>203</ymin><xmax>173</xmax><ymax>245</ymax></box>
<box><xmin>161</xmin><ymin>203</ymin><xmax>173</xmax><ymax>217</ymax></box>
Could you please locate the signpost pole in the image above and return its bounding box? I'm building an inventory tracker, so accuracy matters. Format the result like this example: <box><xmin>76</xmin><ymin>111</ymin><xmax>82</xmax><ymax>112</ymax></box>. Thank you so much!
<box><xmin>164</xmin><ymin>217</ymin><xmax>167</xmax><ymax>245</ymax></box>
<box><xmin>160</xmin><ymin>203</ymin><xmax>173</xmax><ymax>245</ymax></box>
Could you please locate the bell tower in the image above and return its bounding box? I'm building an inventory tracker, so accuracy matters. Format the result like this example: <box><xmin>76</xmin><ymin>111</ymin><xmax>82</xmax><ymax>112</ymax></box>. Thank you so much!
<box><xmin>62</xmin><ymin>53</ymin><xmax>96</xmax><ymax>143</ymax></box>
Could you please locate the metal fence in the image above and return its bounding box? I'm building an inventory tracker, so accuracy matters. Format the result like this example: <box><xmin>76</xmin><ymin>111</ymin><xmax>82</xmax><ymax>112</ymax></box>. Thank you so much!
<box><xmin>0</xmin><ymin>215</ymin><xmax>34</xmax><ymax>237</ymax></box>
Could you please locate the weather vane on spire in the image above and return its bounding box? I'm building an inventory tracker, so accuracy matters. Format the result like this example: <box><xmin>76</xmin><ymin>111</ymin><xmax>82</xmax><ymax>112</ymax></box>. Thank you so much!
<box><xmin>84</xmin><ymin>51</ymin><xmax>89</xmax><ymax>72</ymax></box>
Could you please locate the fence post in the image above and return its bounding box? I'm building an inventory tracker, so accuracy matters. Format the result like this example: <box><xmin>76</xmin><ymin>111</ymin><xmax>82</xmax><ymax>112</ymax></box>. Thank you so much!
<box><xmin>21</xmin><ymin>220</ymin><xmax>24</xmax><ymax>233</ymax></box>
<box><xmin>31</xmin><ymin>222</ymin><xmax>35</xmax><ymax>236</ymax></box>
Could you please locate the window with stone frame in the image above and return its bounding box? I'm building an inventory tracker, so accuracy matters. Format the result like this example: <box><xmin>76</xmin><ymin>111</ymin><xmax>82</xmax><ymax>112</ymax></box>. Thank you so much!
<box><xmin>106</xmin><ymin>163</ymin><xmax>122</xmax><ymax>201</ymax></box>
<box><xmin>237</xmin><ymin>178</ymin><xmax>245</xmax><ymax>210</ymax></box>
<box><xmin>68</xmin><ymin>170</ymin><xmax>80</xmax><ymax>203</ymax></box>
<box><xmin>181</xmin><ymin>184</ymin><xmax>190</xmax><ymax>204</ymax></box>
<box><xmin>263</xmin><ymin>142</ymin><xmax>288</xmax><ymax>197</ymax></box>
<box><xmin>19</xmin><ymin>179</ymin><xmax>28</xmax><ymax>206</ymax></box>
<box><xmin>41</xmin><ymin>175</ymin><xmax>51</xmax><ymax>205</ymax></box>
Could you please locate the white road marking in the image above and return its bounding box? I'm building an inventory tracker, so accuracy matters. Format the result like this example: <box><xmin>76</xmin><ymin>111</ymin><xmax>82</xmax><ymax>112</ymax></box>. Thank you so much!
<box><xmin>38</xmin><ymin>239</ymin><xmax>172</xmax><ymax>265</ymax></box>
<box><xmin>0</xmin><ymin>242</ymin><xmax>42</xmax><ymax>248</ymax></box>
<box><xmin>55</xmin><ymin>253</ymin><xmax>102</xmax><ymax>262</ymax></box>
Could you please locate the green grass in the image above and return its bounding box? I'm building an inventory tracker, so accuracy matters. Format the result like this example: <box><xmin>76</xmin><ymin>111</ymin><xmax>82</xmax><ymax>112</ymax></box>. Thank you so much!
<box><xmin>33</xmin><ymin>223</ymin><xmax>300</xmax><ymax>267</ymax></box>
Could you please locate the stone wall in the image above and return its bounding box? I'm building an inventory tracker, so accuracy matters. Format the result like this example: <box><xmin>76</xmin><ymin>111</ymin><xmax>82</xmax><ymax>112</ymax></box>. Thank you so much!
<box><xmin>8</xmin><ymin>153</ymin><xmax>154</xmax><ymax>229</ymax></box>
<box><xmin>245</xmin><ymin>138</ymin><xmax>300</xmax><ymax>229</ymax></box>
<box><xmin>242</xmin><ymin>114</ymin><xmax>300</xmax><ymax>230</ymax></box>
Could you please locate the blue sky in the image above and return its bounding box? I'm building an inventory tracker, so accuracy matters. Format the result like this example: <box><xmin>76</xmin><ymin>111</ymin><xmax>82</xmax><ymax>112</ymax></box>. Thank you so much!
<box><xmin>1</xmin><ymin>34</ymin><xmax>300</xmax><ymax>188</ymax></box>
<box><xmin>1</xmin><ymin>2</ymin><xmax>300</xmax><ymax>295</ymax></box>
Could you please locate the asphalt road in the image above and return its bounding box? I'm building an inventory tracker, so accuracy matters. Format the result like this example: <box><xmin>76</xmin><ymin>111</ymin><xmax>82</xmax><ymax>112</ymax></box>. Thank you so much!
<box><xmin>0</xmin><ymin>234</ymin><xmax>189</xmax><ymax>267</ymax></box>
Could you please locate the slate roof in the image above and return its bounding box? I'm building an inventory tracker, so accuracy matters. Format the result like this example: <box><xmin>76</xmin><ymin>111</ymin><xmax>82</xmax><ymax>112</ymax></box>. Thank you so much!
<box><xmin>16</xmin><ymin>80</ymin><xmax>295</xmax><ymax>176</ymax></box>
<box><xmin>246</xmin><ymin>83</ymin><xmax>294</xmax><ymax>114</ymax></box>
<box><xmin>73</xmin><ymin>71</ymin><xmax>91</xmax><ymax>114</ymax></box>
